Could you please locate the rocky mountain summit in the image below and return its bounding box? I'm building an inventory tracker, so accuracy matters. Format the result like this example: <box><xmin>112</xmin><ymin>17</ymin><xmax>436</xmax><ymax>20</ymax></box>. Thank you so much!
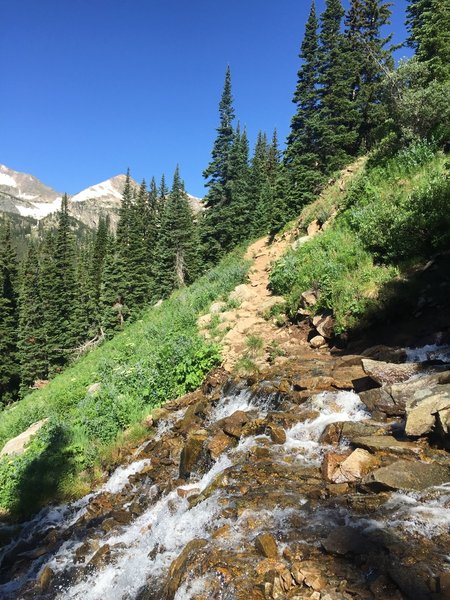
<box><xmin>0</xmin><ymin>164</ymin><xmax>203</xmax><ymax>230</ymax></box>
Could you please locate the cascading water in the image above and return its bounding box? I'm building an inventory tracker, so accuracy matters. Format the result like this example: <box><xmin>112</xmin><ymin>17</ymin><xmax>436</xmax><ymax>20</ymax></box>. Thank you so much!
<box><xmin>1</xmin><ymin>346</ymin><xmax>449</xmax><ymax>599</ymax></box>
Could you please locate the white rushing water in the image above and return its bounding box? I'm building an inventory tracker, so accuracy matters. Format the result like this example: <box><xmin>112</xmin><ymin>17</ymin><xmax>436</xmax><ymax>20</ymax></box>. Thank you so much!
<box><xmin>284</xmin><ymin>391</ymin><xmax>369</xmax><ymax>465</ymax></box>
<box><xmin>405</xmin><ymin>343</ymin><xmax>450</xmax><ymax>364</ymax></box>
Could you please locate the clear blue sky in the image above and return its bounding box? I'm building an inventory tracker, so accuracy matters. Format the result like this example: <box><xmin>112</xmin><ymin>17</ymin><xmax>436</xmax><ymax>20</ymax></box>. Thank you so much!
<box><xmin>1</xmin><ymin>0</ymin><xmax>410</xmax><ymax>197</ymax></box>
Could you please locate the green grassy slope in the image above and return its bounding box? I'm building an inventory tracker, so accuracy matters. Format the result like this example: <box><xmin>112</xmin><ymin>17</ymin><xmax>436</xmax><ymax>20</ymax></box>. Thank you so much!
<box><xmin>0</xmin><ymin>248</ymin><xmax>250</xmax><ymax>516</ymax></box>
<box><xmin>270</xmin><ymin>141</ymin><xmax>450</xmax><ymax>333</ymax></box>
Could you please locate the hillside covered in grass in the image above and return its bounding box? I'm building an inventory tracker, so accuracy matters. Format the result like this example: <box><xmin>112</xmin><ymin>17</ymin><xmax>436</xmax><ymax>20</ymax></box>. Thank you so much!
<box><xmin>270</xmin><ymin>141</ymin><xmax>450</xmax><ymax>335</ymax></box>
<box><xmin>0</xmin><ymin>249</ymin><xmax>249</xmax><ymax>516</ymax></box>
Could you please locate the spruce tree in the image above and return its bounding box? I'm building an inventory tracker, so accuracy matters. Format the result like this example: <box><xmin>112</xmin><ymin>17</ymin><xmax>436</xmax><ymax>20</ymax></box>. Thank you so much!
<box><xmin>156</xmin><ymin>166</ymin><xmax>199</xmax><ymax>297</ymax></box>
<box><xmin>201</xmin><ymin>66</ymin><xmax>237</xmax><ymax>264</ymax></box>
<box><xmin>285</xmin><ymin>2</ymin><xmax>325</xmax><ymax>210</ymax></box>
<box><xmin>17</xmin><ymin>243</ymin><xmax>47</xmax><ymax>395</ymax></box>
<box><xmin>0</xmin><ymin>220</ymin><xmax>19</xmax><ymax>404</ymax></box>
<box><xmin>407</xmin><ymin>0</ymin><xmax>450</xmax><ymax>82</ymax></box>
<box><xmin>100</xmin><ymin>233</ymin><xmax>128</xmax><ymax>335</ymax></box>
<box><xmin>316</xmin><ymin>0</ymin><xmax>357</xmax><ymax>171</ymax></box>
<box><xmin>346</xmin><ymin>0</ymin><xmax>394</xmax><ymax>149</ymax></box>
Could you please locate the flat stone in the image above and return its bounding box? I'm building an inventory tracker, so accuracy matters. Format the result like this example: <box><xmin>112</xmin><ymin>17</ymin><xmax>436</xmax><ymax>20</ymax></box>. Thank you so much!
<box><xmin>359</xmin><ymin>387</ymin><xmax>405</xmax><ymax>416</ymax></box>
<box><xmin>353</xmin><ymin>435</ymin><xmax>422</xmax><ymax>456</ymax></box>
<box><xmin>363</xmin><ymin>459</ymin><xmax>449</xmax><ymax>491</ymax></box>
<box><xmin>0</xmin><ymin>419</ymin><xmax>49</xmax><ymax>457</ymax></box>
<box><xmin>362</xmin><ymin>359</ymin><xmax>422</xmax><ymax>385</ymax></box>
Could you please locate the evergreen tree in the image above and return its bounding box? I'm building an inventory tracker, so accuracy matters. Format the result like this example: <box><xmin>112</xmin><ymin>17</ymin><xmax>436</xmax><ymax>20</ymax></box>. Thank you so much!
<box><xmin>127</xmin><ymin>180</ymin><xmax>153</xmax><ymax>309</ymax></box>
<box><xmin>100</xmin><ymin>233</ymin><xmax>128</xmax><ymax>334</ymax></box>
<box><xmin>226</xmin><ymin>125</ymin><xmax>250</xmax><ymax>245</ymax></box>
<box><xmin>407</xmin><ymin>0</ymin><xmax>450</xmax><ymax>82</ymax></box>
<box><xmin>156</xmin><ymin>166</ymin><xmax>199</xmax><ymax>297</ymax></box>
<box><xmin>40</xmin><ymin>195</ymin><xmax>78</xmax><ymax>374</ymax></box>
<box><xmin>285</xmin><ymin>2</ymin><xmax>325</xmax><ymax>210</ymax></box>
<box><xmin>0</xmin><ymin>220</ymin><xmax>19</xmax><ymax>404</ymax></box>
<box><xmin>346</xmin><ymin>0</ymin><xmax>394</xmax><ymax>149</ymax></box>
<box><xmin>73</xmin><ymin>244</ymin><xmax>96</xmax><ymax>344</ymax></box>
<box><xmin>201</xmin><ymin>66</ymin><xmax>237</xmax><ymax>264</ymax></box>
<box><xmin>316</xmin><ymin>0</ymin><xmax>357</xmax><ymax>170</ymax></box>
<box><xmin>17</xmin><ymin>243</ymin><xmax>47</xmax><ymax>395</ymax></box>
<box><xmin>90</xmin><ymin>216</ymin><xmax>109</xmax><ymax>313</ymax></box>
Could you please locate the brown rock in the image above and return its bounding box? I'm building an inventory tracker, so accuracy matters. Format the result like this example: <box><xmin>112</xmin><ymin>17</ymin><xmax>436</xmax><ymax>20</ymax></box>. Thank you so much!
<box><xmin>176</xmin><ymin>487</ymin><xmax>200</xmax><ymax>499</ymax></box>
<box><xmin>219</xmin><ymin>411</ymin><xmax>249</xmax><ymax>438</ymax></box>
<box><xmin>207</xmin><ymin>430</ymin><xmax>236</xmax><ymax>460</ymax></box>
<box><xmin>359</xmin><ymin>387</ymin><xmax>405</xmax><ymax>417</ymax></box>
<box><xmin>353</xmin><ymin>435</ymin><xmax>421</xmax><ymax>456</ymax></box>
<box><xmin>361</xmin><ymin>345</ymin><xmax>407</xmax><ymax>364</ymax></box>
<box><xmin>268</xmin><ymin>425</ymin><xmax>287</xmax><ymax>445</ymax></box>
<box><xmin>307</xmin><ymin>219</ymin><xmax>321</xmax><ymax>236</ymax></box>
<box><xmin>87</xmin><ymin>544</ymin><xmax>111</xmax><ymax>570</ymax></box>
<box><xmin>321</xmin><ymin>452</ymin><xmax>350</xmax><ymax>481</ymax></box>
<box><xmin>315</xmin><ymin>315</ymin><xmax>335</xmax><ymax>339</ymax></box>
<box><xmin>165</xmin><ymin>539</ymin><xmax>208</xmax><ymax>599</ymax></box>
<box><xmin>37</xmin><ymin>565</ymin><xmax>53</xmax><ymax>591</ymax></box>
<box><xmin>310</xmin><ymin>335</ymin><xmax>327</xmax><ymax>349</ymax></box>
<box><xmin>301</xmin><ymin>290</ymin><xmax>318</xmax><ymax>308</ymax></box>
<box><xmin>330</xmin><ymin>449</ymin><xmax>378</xmax><ymax>483</ymax></box>
<box><xmin>255</xmin><ymin>533</ymin><xmax>279</xmax><ymax>559</ymax></box>
<box><xmin>179</xmin><ymin>429</ymin><xmax>208</xmax><ymax>479</ymax></box>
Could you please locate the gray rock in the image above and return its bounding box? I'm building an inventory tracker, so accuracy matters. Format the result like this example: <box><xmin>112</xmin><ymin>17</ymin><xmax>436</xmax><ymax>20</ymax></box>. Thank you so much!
<box><xmin>359</xmin><ymin>387</ymin><xmax>405</xmax><ymax>416</ymax></box>
<box><xmin>353</xmin><ymin>435</ymin><xmax>422</xmax><ymax>456</ymax></box>
<box><xmin>405</xmin><ymin>383</ymin><xmax>450</xmax><ymax>437</ymax></box>
<box><xmin>363</xmin><ymin>459</ymin><xmax>449</xmax><ymax>491</ymax></box>
<box><xmin>362</xmin><ymin>359</ymin><xmax>422</xmax><ymax>385</ymax></box>
<box><xmin>322</xmin><ymin>526</ymin><xmax>369</xmax><ymax>556</ymax></box>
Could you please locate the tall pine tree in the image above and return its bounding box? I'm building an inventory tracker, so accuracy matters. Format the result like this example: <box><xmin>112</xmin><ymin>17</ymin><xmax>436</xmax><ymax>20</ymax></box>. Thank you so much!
<box><xmin>0</xmin><ymin>220</ymin><xmax>19</xmax><ymax>404</ymax></box>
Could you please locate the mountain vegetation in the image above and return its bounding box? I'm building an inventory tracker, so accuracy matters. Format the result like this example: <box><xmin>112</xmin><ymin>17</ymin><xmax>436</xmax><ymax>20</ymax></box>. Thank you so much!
<box><xmin>0</xmin><ymin>0</ymin><xmax>448</xmax><ymax>515</ymax></box>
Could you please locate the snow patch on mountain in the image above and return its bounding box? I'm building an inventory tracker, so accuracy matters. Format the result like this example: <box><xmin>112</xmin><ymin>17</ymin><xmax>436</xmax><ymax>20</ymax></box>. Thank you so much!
<box><xmin>0</xmin><ymin>172</ymin><xmax>18</xmax><ymax>188</ymax></box>
<box><xmin>16</xmin><ymin>197</ymin><xmax>63</xmax><ymax>219</ymax></box>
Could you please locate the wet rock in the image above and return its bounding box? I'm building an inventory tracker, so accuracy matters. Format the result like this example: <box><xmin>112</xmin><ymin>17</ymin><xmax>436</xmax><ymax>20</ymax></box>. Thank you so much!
<box><xmin>219</xmin><ymin>410</ymin><xmax>249</xmax><ymax>438</ymax></box>
<box><xmin>175</xmin><ymin>400</ymin><xmax>209</xmax><ymax>433</ymax></box>
<box><xmin>359</xmin><ymin>387</ymin><xmax>405</xmax><ymax>417</ymax></box>
<box><xmin>330</xmin><ymin>449</ymin><xmax>378</xmax><ymax>483</ymax></box>
<box><xmin>86</xmin><ymin>544</ymin><xmax>111</xmax><ymax>570</ymax></box>
<box><xmin>319</xmin><ymin>421</ymin><xmax>387</xmax><ymax>445</ymax></box>
<box><xmin>179</xmin><ymin>429</ymin><xmax>208</xmax><ymax>479</ymax></box>
<box><xmin>362</xmin><ymin>359</ymin><xmax>422</xmax><ymax>385</ymax></box>
<box><xmin>165</xmin><ymin>539</ymin><xmax>208</xmax><ymax>599</ymax></box>
<box><xmin>207</xmin><ymin>430</ymin><xmax>236</xmax><ymax>459</ymax></box>
<box><xmin>255</xmin><ymin>533</ymin><xmax>279</xmax><ymax>558</ymax></box>
<box><xmin>37</xmin><ymin>565</ymin><xmax>53</xmax><ymax>591</ymax></box>
<box><xmin>150</xmin><ymin>407</ymin><xmax>170</xmax><ymax>425</ymax></box>
<box><xmin>353</xmin><ymin>435</ymin><xmax>422</xmax><ymax>457</ymax></box>
<box><xmin>361</xmin><ymin>345</ymin><xmax>407</xmax><ymax>364</ymax></box>
<box><xmin>387</xmin><ymin>562</ymin><xmax>433</xmax><ymax>600</ymax></box>
<box><xmin>322</xmin><ymin>526</ymin><xmax>369</xmax><ymax>556</ymax></box>
<box><xmin>176</xmin><ymin>487</ymin><xmax>199</xmax><ymax>499</ymax></box>
<box><xmin>268</xmin><ymin>425</ymin><xmax>286</xmax><ymax>445</ymax></box>
<box><xmin>363</xmin><ymin>459</ymin><xmax>449</xmax><ymax>491</ymax></box>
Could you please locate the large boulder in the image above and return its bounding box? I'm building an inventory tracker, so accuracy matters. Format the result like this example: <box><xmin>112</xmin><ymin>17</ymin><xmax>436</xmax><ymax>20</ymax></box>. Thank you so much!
<box><xmin>362</xmin><ymin>359</ymin><xmax>422</xmax><ymax>385</ymax></box>
<box><xmin>0</xmin><ymin>419</ymin><xmax>49</xmax><ymax>457</ymax></box>
<box><xmin>363</xmin><ymin>459</ymin><xmax>449</xmax><ymax>492</ymax></box>
<box><xmin>405</xmin><ymin>382</ymin><xmax>450</xmax><ymax>438</ymax></box>
<box><xmin>179</xmin><ymin>430</ymin><xmax>209</xmax><ymax>479</ymax></box>
<box><xmin>353</xmin><ymin>435</ymin><xmax>422</xmax><ymax>457</ymax></box>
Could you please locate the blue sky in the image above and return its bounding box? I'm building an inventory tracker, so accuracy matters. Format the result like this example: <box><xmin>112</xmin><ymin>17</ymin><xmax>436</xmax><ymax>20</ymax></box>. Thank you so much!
<box><xmin>1</xmin><ymin>0</ymin><xmax>410</xmax><ymax>197</ymax></box>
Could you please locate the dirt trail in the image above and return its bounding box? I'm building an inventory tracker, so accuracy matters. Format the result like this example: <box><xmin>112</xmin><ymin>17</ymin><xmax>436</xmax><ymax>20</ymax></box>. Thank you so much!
<box><xmin>198</xmin><ymin>157</ymin><xmax>367</xmax><ymax>372</ymax></box>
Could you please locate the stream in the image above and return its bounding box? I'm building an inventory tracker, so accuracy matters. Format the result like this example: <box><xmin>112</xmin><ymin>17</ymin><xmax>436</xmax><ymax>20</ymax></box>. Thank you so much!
<box><xmin>0</xmin><ymin>345</ymin><xmax>449</xmax><ymax>599</ymax></box>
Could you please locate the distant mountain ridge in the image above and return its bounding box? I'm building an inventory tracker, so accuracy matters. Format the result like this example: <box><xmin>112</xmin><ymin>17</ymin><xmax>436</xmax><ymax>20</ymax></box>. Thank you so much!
<box><xmin>0</xmin><ymin>164</ymin><xmax>203</xmax><ymax>230</ymax></box>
